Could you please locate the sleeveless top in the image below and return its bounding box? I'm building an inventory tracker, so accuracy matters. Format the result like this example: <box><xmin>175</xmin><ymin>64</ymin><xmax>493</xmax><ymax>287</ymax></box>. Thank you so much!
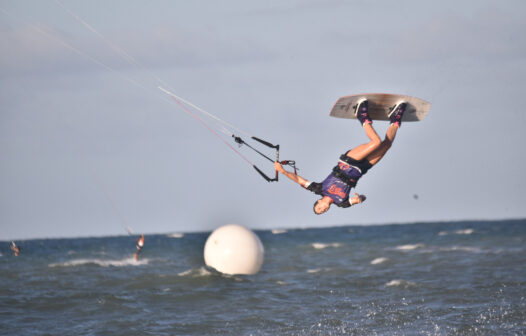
<box><xmin>307</xmin><ymin>152</ymin><xmax>372</xmax><ymax>207</ymax></box>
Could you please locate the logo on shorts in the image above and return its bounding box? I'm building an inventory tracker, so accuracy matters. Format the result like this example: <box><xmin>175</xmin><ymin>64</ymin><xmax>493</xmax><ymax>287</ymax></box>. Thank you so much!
<box><xmin>338</xmin><ymin>162</ymin><xmax>350</xmax><ymax>170</ymax></box>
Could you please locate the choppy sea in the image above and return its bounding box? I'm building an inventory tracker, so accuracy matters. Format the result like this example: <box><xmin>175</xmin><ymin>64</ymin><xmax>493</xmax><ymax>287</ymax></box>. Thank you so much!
<box><xmin>1</xmin><ymin>219</ymin><xmax>525</xmax><ymax>335</ymax></box>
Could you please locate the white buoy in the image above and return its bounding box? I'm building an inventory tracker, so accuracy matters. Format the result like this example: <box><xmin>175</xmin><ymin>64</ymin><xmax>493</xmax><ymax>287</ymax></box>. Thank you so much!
<box><xmin>204</xmin><ymin>224</ymin><xmax>264</xmax><ymax>275</ymax></box>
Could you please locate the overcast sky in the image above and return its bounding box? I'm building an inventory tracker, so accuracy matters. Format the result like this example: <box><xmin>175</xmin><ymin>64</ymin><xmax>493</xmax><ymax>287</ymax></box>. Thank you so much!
<box><xmin>1</xmin><ymin>0</ymin><xmax>525</xmax><ymax>240</ymax></box>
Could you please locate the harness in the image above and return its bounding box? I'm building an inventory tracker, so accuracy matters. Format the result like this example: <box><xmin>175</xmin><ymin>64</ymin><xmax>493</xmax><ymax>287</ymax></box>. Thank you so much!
<box><xmin>332</xmin><ymin>165</ymin><xmax>358</xmax><ymax>188</ymax></box>
<box><xmin>331</xmin><ymin>154</ymin><xmax>372</xmax><ymax>187</ymax></box>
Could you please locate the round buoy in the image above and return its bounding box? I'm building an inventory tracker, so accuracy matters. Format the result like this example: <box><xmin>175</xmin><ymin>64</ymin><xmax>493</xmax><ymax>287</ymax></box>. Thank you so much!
<box><xmin>204</xmin><ymin>224</ymin><xmax>264</xmax><ymax>275</ymax></box>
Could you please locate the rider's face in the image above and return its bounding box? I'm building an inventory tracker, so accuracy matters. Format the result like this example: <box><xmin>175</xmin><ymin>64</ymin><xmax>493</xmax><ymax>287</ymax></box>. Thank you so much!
<box><xmin>314</xmin><ymin>199</ymin><xmax>330</xmax><ymax>214</ymax></box>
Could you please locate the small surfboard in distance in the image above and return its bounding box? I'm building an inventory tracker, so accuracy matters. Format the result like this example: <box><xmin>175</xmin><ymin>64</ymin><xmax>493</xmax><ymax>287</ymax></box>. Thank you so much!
<box><xmin>329</xmin><ymin>93</ymin><xmax>431</xmax><ymax>122</ymax></box>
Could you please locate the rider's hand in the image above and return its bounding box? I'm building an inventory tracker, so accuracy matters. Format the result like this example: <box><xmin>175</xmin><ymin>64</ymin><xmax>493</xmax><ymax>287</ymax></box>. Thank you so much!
<box><xmin>351</xmin><ymin>193</ymin><xmax>366</xmax><ymax>205</ymax></box>
<box><xmin>274</xmin><ymin>161</ymin><xmax>285</xmax><ymax>174</ymax></box>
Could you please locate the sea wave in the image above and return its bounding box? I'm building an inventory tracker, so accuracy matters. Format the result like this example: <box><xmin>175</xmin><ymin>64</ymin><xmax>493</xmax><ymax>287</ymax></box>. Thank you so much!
<box><xmin>177</xmin><ymin>267</ymin><xmax>212</xmax><ymax>278</ymax></box>
<box><xmin>385</xmin><ymin>279</ymin><xmax>417</xmax><ymax>288</ymax></box>
<box><xmin>439</xmin><ymin>246</ymin><xmax>482</xmax><ymax>253</ymax></box>
<box><xmin>312</xmin><ymin>242</ymin><xmax>342</xmax><ymax>250</ymax></box>
<box><xmin>48</xmin><ymin>257</ymin><xmax>149</xmax><ymax>268</ymax></box>
<box><xmin>370</xmin><ymin>257</ymin><xmax>389</xmax><ymax>265</ymax></box>
<box><xmin>271</xmin><ymin>229</ymin><xmax>288</xmax><ymax>234</ymax></box>
<box><xmin>167</xmin><ymin>233</ymin><xmax>184</xmax><ymax>238</ymax></box>
<box><xmin>395</xmin><ymin>244</ymin><xmax>425</xmax><ymax>251</ymax></box>
<box><xmin>439</xmin><ymin>228</ymin><xmax>474</xmax><ymax>236</ymax></box>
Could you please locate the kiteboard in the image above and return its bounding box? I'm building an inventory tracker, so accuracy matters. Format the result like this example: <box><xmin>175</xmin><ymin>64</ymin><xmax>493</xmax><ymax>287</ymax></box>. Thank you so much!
<box><xmin>329</xmin><ymin>93</ymin><xmax>431</xmax><ymax>122</ymax></box>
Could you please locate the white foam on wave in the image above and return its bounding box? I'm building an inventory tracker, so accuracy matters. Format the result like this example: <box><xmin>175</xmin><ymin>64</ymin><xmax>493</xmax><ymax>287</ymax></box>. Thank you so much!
<box><xmin>440</xmin><ymin>246</ymin><xmax>482</xmax><ymax>253</ymax></box>
<box><xmin>439</xmin><ymin>228</ymin><xmax>474</xmax><ymax>236</ymax></box>
<box><xmin>386</xmin><ymin>279</ymin><xmax>417</xmax><ymax>288</ymax></box>
<box><xmin>307</xmin><ymin>268</ymin><xmax>321</xmax><ymax>273</ymax></box>
<box><xmin>312</xmin><ymin>242</ymin><xmax>341</xmax><ymax>250</ymax></box>
<box><xmin>271</xmin><ymin>229</ymin><xmax>287</xmax><ymax>234</ymax></box>
<box><xmin>455</xmin><ymin>229</ymin><xmax>474</xmax><ymax>235</ymax></box>
<box><xmin>49</xmin><ymin>257</ymin><xmax>149</xmax><ymax>268</ymax></box>
<box><xmin>371</xmin><ymin>257</ymin><xmax>389</xmax><ymax>265</ymax></box>
<box><xmin>178</xmin><ymin>267</ymin><xmax>211</xmax><ymax>277</ymax></box>
<box><xmin>395</xmin><ymin>243</ymin><xmax>425</xmax><ymax>251</ymax></box>
<box><xmin>167</xmin><ymin>233</ymin><xmax>184</xmax><ymax>238</ymax></box>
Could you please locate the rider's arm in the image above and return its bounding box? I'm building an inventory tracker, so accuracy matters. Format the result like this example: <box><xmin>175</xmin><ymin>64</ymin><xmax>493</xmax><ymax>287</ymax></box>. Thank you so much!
<box><xmin>274</xmin><ymin>161</ymin><xmax>309</xmax><ymax>188</ymax></box>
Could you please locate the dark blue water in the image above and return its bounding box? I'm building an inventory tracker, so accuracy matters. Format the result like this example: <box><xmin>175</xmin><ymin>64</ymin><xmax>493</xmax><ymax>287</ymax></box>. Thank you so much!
<box><xmin>1</xmin><ymin>219</ymin><xmax>525</xmax><ymax>335</ymax></box>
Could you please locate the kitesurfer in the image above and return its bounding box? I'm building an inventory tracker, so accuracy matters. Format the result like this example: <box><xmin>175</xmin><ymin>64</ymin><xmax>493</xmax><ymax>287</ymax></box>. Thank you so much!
<box><xmin>274</xmin><ymin>99</ymin><xmax>406</xmax><ymax>214</ymax></box>
<box><xmin>133</xmin><ymin>234</ymin><xmax>145</xmax><ymax>261</ymax></box>
<box><xmin>10</xmin><ymin>241</ymin><xmax>20</xmax><ymax>256</ymax></box>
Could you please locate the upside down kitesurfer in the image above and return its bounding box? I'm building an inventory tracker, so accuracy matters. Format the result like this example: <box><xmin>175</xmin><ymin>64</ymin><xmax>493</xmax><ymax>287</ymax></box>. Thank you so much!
<box><xmin>274</xmin><ymin>99</ymin><xmax>406</xmax><ymax>215</ymax></box>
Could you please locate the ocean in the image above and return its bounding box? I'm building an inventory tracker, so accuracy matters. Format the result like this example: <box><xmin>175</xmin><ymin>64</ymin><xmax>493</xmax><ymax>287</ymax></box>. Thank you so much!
<box><xmin>1</xmin><ymin>219</ymin><xmax>525</xmax><ymax>335</ymax></box>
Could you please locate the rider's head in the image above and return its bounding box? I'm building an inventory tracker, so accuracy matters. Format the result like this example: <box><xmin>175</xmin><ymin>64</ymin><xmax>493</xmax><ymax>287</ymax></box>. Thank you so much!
<box><xmin>313</xmin><ymin>198</ymin><xmax>331</xmax><ymax>215</ymax></box>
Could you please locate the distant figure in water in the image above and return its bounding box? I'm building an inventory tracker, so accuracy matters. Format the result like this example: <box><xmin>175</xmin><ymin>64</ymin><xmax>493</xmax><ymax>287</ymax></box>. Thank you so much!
<box><xmin>133</xmin><ymin>234</ymin><xmax>145</xmax><ymax>261</ymax></box>
<box><xmin>275</xmin><ymin>99</ymin><xmax>407</xmax><ymax>215</ymax></box>
<box><xmin>11</xmin><ymin>241</ymin><xmax>20</xmax><ymax>256</ymax></box>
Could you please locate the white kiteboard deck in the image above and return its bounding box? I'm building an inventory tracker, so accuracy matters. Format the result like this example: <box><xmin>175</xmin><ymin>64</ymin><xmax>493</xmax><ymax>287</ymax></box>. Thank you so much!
<box><xmin>329</xmin><ymin>93</ymin><xmax>431</xmax><ymax>122</ymax></box>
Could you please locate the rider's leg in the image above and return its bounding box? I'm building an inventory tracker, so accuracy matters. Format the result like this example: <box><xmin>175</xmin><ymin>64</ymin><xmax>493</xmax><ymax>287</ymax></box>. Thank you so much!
<box><xmin>365</xmin><ymin>101</ymin><xmax>407</xmax><ymax>165</ymax></box>
<box><xmin>346</xmin><ymin>123</ymin><xmax>382</xmax><ymax>161</ymax></box>
<box><xmin>366</xmin><ymin>123</ymin><xmax>399</xmax><ymax>166</ymax></box>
